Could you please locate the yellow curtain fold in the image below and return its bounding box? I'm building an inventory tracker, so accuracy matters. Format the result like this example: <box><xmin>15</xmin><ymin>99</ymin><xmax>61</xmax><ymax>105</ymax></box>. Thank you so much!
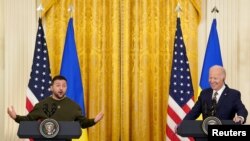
<box><xmin>42</xmin><ymin>0</ymin><xmax>121</xmax><ymax>141</ymax></box>
<box><xmin>121</xmin><ymin>0</ymin><xmax>167</xmax><ymax>140</ymax></box>
<box><xmin>122</xmin><ymin>0</ymin><xmax>200</xmax><ymax>140</ymax></box>
<box><xmin>41</xmin><ymin>0</ymin><xmax>201</xmax><ymax>141</ymax></box>
<box><xmin>41</xmin><ymin>0</ymin><xmax>58</xmax><ymax>17</ymax></box>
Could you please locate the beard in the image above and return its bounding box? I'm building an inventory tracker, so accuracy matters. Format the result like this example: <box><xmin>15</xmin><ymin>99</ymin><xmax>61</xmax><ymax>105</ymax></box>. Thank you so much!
<box><xmin>53</xmin><ymin>91</ymin><xmax>66</xmax><ymax>100</ymax></box>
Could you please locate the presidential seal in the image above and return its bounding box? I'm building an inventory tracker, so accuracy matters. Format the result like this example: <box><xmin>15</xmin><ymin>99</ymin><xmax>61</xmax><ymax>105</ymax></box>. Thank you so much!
<box><xmin>202</xmin><ymin>116</ymin><xmax>222</xmax><ymax>135</ymax></box>
<box><xmin>39</xmin><ymin>118</ymin><xmax>59</xmax><ymax>138</ymax></box>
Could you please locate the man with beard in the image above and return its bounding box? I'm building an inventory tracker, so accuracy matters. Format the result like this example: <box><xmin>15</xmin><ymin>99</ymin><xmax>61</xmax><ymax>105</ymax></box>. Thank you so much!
<box><xmin>7</xmin><ymin>75</ymin><xmax>104</xmax><ymax>128</ymax></box>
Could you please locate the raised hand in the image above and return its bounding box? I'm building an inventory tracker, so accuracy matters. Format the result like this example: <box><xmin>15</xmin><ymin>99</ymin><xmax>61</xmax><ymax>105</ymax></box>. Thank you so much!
<box><xmin>7</xmin><ymin>106</ymin><xmax>17</xmax><ymax>120</ymax></box>
<box><xmin>94</xmin><ymin>111</ymin><xmax>104</xmax><ymax>123</ymax></box>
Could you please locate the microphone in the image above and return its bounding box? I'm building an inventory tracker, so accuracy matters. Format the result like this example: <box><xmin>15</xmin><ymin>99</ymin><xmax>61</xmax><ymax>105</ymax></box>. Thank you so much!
<box><xmin>203</xmin><ymin>101</ymin><xmax>208</xmax><ymax>118</ymax></box>
<box><xmin>43</xmin><ymin>104</ymin><xmax>49</xmax><ymax>117</ymax></box>
<box><xmin>51</xmin><ymin>103</ymin><xmax>57</xmax><ymax>117</ymax></box>
<box><xmin>42</xmin><ymin>103</ymin><xmax>57</xmax><ymax>118</ymax></box>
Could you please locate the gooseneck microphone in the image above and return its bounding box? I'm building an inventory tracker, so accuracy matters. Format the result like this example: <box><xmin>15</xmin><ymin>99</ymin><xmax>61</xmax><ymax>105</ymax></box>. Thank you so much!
<box><xmin>42</xmin><ymin>103</ymin><xmax>57</xmax><ymax>118</ymax></box>
<box><xmin>203</xmin><ymin>101</ymin><xmax>209</xmax><ymax>118</ymax></box>
<box><xmin>51</xmin><ymin>103</ymin><xmax>57</xmax><ymax>117</ymax></box>
<box><xmin>43</xmin><ymin>104</ymin><xmax>49</xmax><ymax>117</ymax></box>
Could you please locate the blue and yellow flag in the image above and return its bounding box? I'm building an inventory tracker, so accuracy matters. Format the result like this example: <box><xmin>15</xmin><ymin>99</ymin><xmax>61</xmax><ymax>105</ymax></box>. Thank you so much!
<box><xmin>199</xmin><ymin>18</ymin><xmax>223</xmax><ymax>90</ymax></box>
<box><xmin>60</xmin><ymin>18</ymin><xmax>88</xmax><ymax>141</ymax></box>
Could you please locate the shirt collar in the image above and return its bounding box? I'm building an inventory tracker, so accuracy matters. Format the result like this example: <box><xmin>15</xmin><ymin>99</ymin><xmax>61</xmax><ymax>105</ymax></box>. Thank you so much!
<box><xmin>213</xmin><ymin>84</ymin><xmax>226</xmax><ymax>97</ymax></box>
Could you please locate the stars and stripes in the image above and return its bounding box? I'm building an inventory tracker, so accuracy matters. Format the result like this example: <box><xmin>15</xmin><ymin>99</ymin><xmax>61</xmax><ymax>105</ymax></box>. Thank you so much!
<box><xmin>166</xmin><ymin>18</ymin><xmax>194</xmax><ymax>141</ymax></box>
<box><xmin>26</xmin><ymin>18</ymin><xmax>52</xmax><ymax>112</ymax></box>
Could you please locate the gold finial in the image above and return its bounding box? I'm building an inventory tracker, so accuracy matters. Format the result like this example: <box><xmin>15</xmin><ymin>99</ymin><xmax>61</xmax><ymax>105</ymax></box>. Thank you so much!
<box><xmin>175</xmin><ymin>2</ymin><xmax>182</xmax><ymax>18</ymax></box>
<box><xmin>211</xmin><ymin>6</ymin><xmax>219</xmax><ymax>13</ymax></box>
<box><xmin>37</xmin><ymin>4</ymin><xmax>44</xmax><ymax>18</ymax></box>
<box><xmin>68</xmin><ymin>5</ymin><xmax>74</xmax><ymax>17</ymax></box>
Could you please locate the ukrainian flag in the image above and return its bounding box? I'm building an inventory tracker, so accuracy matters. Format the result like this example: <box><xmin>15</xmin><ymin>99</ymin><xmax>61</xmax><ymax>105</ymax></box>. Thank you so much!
<box><xmin>200</xmin><ymin>18</ymin><xmax>223</xmax><ymax>90</ymax></box>
<box><xmin>60</xmin><ymin>18</ymin><xmax>88</xmax><ymax>141</ymax></box>
<box><xmin>197</xmin><ymin>18</ymin><xmax>223</xmax><ymax>120</ymax></box>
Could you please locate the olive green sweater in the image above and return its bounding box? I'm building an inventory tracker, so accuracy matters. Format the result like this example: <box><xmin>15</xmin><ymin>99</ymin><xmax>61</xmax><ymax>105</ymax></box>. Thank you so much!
<box><xmin>15</xmin><ymin>96</ymin><xmax>95</xmax><ymax>128</ymax></box>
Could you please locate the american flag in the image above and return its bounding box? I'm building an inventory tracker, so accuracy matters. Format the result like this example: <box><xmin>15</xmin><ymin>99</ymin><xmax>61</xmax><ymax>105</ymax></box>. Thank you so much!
<box><xmin>26</xmin><ymin>18</ymin><xmax>52</xmax><ymax>112</ymax></box>
<box><xmin>166</xmin><ymin>18</ymin><xmax>194</xmax><ymax>141</ymax></box>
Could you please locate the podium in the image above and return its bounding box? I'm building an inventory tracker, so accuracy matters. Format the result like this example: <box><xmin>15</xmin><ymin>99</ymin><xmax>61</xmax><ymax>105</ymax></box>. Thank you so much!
<box><xmin>177</xmin><ymin>120</ymin><xmax>235</xmax><ymax>141</ymax></box>
<box><xmin>18</xmin><ymin>121</ymin><xmax>82</xmax><ymax>141</ymax></box>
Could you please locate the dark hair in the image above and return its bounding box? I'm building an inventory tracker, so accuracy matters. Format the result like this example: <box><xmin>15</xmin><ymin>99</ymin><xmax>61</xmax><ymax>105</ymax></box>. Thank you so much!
<box><xmin>51</xmin><ymin>75</ymin><xmax>67</xmax><ymax>85</ymax></box>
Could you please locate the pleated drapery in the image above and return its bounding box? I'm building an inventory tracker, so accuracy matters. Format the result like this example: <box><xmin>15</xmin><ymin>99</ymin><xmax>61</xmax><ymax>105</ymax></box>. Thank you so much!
<box><xmin>41</xmin><ymin>0</ymin><xmax>201</xmax><ymax>141</ymax></box>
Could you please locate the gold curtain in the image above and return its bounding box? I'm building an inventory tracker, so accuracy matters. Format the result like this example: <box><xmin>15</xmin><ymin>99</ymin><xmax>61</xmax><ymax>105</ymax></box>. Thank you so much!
<box><xmin>41</xmin><ymin>0</ymin><xmax>201</xmax><ymax>141</ymax></box>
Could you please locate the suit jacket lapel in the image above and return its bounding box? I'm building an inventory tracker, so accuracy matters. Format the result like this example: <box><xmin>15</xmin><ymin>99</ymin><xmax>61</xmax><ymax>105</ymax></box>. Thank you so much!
<box><xmin>217</xmin><ymin>85</ymin><xmax>229</xmax><ymax>107</ymax></box>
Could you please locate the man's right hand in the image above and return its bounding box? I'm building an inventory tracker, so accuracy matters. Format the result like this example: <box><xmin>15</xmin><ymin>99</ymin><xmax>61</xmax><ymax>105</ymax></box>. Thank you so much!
<box><xmin>7</xmin><ymin>106</ymin><xmax>17</xmax><ymax>120</ymax></box>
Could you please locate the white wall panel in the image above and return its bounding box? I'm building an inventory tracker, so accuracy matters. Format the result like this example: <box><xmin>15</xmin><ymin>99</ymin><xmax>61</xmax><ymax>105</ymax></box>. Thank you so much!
<box><xmin>0</xmin><ymin>0</ymin><xmax>5</xmax><ymax>139</ymax></box>
<box><xmin>3</xmin><ymin>0</ymin><xmax>37</xmax><ymax>140</ymax></box>
<box><xmin>238</xmin><ymin>0</ymin><xmax>250</xmax><ymax>125</ymax></box>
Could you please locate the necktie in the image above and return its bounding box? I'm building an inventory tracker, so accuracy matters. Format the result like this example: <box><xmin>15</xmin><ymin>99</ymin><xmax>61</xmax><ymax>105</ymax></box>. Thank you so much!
<box><xmin>211</xmin><ymin>92</ymin><xmax>218</xmax><ymax>116</ymax></box>
<box><xmin>213</xmin><ymin>92</ymin><xmax>218</xmax><ymax>103</ymax></box>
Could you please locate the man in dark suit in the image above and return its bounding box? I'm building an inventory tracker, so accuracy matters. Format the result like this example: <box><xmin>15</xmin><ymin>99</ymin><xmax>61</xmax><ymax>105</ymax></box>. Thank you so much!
<box><xmin>184</xmin><ymin>65</ymin><xmax>248</xmax><ymax>124</ymax></box>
